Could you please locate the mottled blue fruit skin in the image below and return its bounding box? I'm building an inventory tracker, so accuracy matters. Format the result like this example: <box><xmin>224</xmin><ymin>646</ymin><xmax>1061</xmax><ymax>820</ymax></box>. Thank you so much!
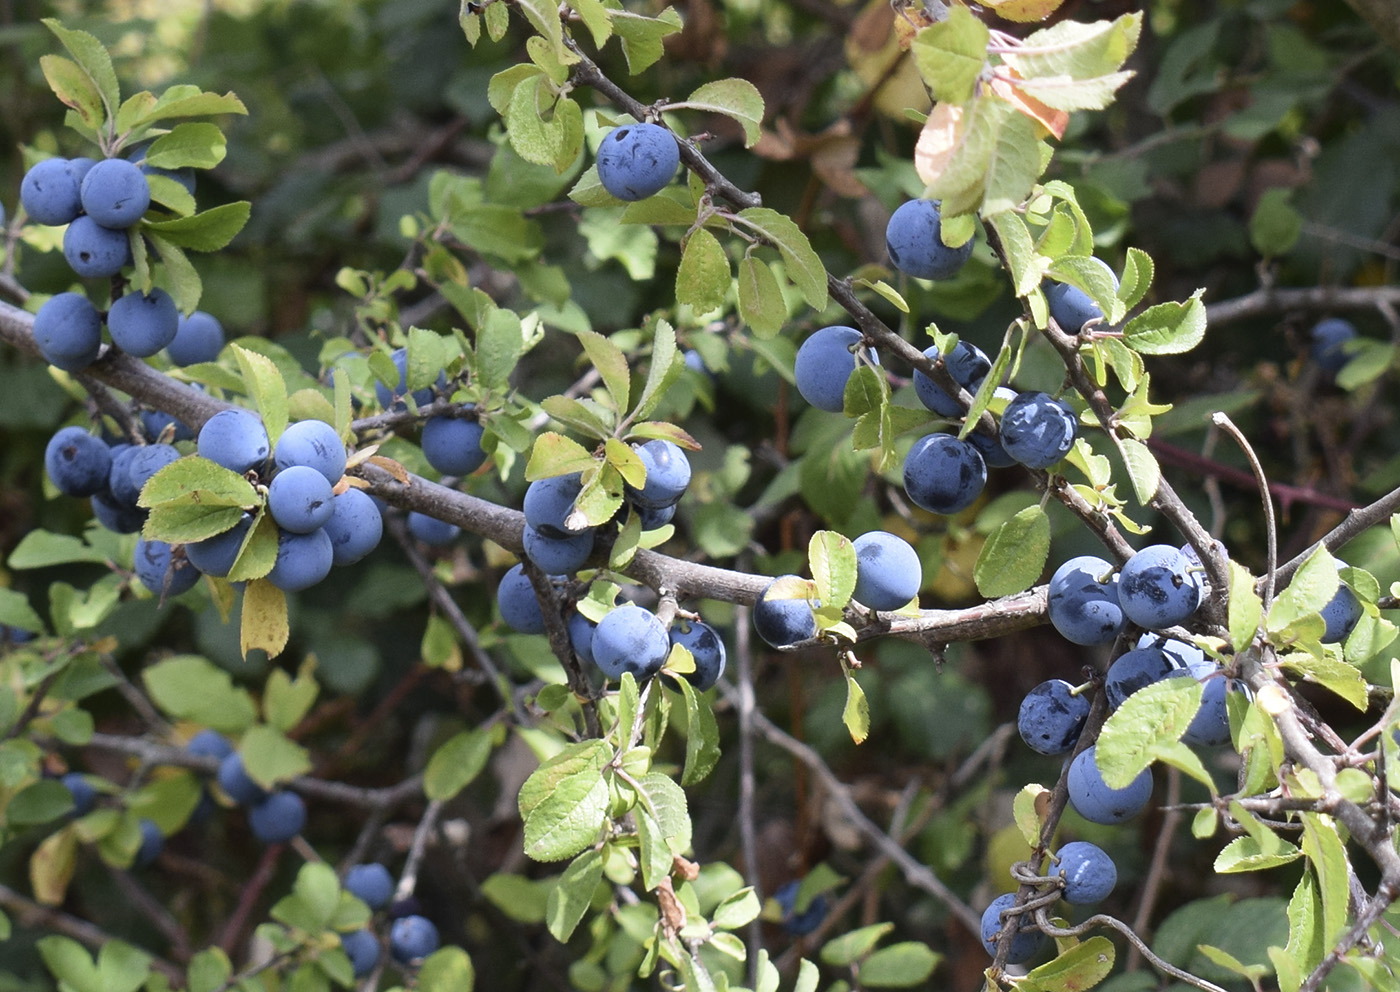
<box><xmin>902</xmin><ymin>433</ymin><xmax>986</xmax><ymax>515</ymax></box>
<box><xmin>406</xmin><ymin>512</ymin><xmax>460</xmax><ymax>546</ymax></box>
<box><xmin>1117</xmin><ymin>544</ymin><xmax>1202</xmax><ymax>630</ymax></box>
<box><xmin>629</xmin><ymin>439</ymin><xmax>692</xmax><ymax>509</ymax></box>
<box><xmin>346</xmin><ymin>863</ymin><xmax>395</xmax><ymax>910</ymax></box>
<box><xmin>1067</xmin><ymin>745</ymin><xmax>1153</xmax><ymax>824</ymax></box>
<box><xmin>80</xmin><ymin>158</ymin><xmax>150</xmax><ymax>228</ymax></box>
<box><xmin>324</xmin><ymin>490</ymin><xmax>383</xmax><ymax>566</ymax></box>
<box><xmin>218</xmin><ymin>752</ymin><xmax>268</xmax><ymax>806</ymax></box>
<box><xmin>1137</xmin><ymin>633</ymin><xmax>1205</xmax><ymax>670</ymax></box>
<box><xmin>1321</xmin><ymin>580</ymin><xmax>1363</xmax><ymax>644</ymax></box>
<box><xmin>21</xmin><ymin>158</ymin><xmax>83</xmax><ymax>225</ymax></box>
<box><xmin>967</xmin><ymin>429</ymin><xmax>1015</xmax><ymax>469</ymax></box>
<box><xmin>1054</xmin><ymin>841</ymin><xmax>1117</xmax><ymax>904</ymax></box>
<box><xmin>342</xmin><ymin>929</ymin><xmax>381</xmax><ymax>978</ymax></box>
<box><xmin>1310</xmin><ymin>317</ymin><xmax>1357</xmax><ymax>375</ymax></box>
<box><xmin>596</xmin><ymin>122</ymin><xmax>679</xmax><ymax>201</ymax></box>
<box><xmin>34</xmin><ymin>292</ymin><xmax>103</xmax><ymax>371</ymax></box>
<box><xmin>62</xmin><ymin>773</ymin><xmax>97</xmax><ymax>816</ymax></box>
<box><xmin>638</xmin><ymin>502</ymin><xmax>676</xmax><ymax>530</ymax></box>
<box><xmin>421</xmin><ymin>416</ymin><xmax>487</xmax><ymax>476</ymax></box>
<box><xmin>980</xmin><ymin>893</ymin><xmax>1044</xmax><ymax>963</ymax></box>
<box><xmin>127</xmin><ymin>443</ymin><xmax>181</xmax><ymax>495</ymax></box>
<box><xmin>198</xmin><ymin>409</ymin><xmax>271</xmax><ymax>474</ymax></box>
<box><xmin>885</xmin><ymin>199</ymin><xmax>973</xmax><ymax>280</ymax></box>
<box><xmin>1105</xmin><ymin>646</ymin><xmax>1178</xmax><ymax>710</ymax></box>
<box><xmin>668</xmin><ymin>619</ymin><xmax>726</xmax><ymax>691</ymax></box>
<box><xmin>1018</xmin><ymin>679</ymin><xmax>1091</xmax><ymax>756</ymax></box>
<box><xmin>852</xmin><ymin>531</ymin><xmax>921</xmax><ymax>611</ymax></box>
<box><xmin>46</xmin><ymin>426</ymin><xmax>113</xmax><ymax>498</ymax></box>
<box><xmin>592</xmin><ymin>604</ymin><xmax>670</xmax><ymax>681</ymax></box>
<box><xmin>1048</xmin><ymin>555</ymin><xmax>1125</xmax><ymax>645</ymax></box>
<box><xmin>523</xmin><ymin>524</ymin><xmax>594</xmax><ymax>575</ymax></box>
<box><xmin>774</xmin><ymin>880</ymin><xmax>828</xmax><ymax>936</ymax></box>
<box><xmin>913</xmin><ymin>341</ymin><xmax>990</xmax><ymax>416</ymax></box>
<box><xmin>498</xmin><ymin>563</ymin><xmax>545</xmax><ymax>634</ymax></box>
<box><xmin>753</xmin><ymin>576</ymin><xmax>818</xmax><ymax>648</ymax></box>
<box><xmin>267</xmin><ymin>527</ymin><xmax>334</xmax><ymax>592</ymax></box>
<box><xmin>274</xmin><ymin>419</ymin><xmax>347</xmax><ymax>483</ymax></box>
<box><xmin>91</xmin><ymin>493</ymin><xmax>146</xmax><ymax>533</ymax></box>
<box><xmin>167</xmin><ymin>310</ymin><xmax>225</xmax><ymax>366</ymax></box>
<box><xmin>187</xmin><ymin>729</ymin><xmax>234</xmax><ymax>761</ymax></box>
<box><xmin>185</xmin><ymin>514</ymin><xmax>253</xmax><ymax>577</ymax></box>
<box><xmin>390</xmin><ymin>915</ymin><xmax>440</xmax><ymax>964</ymax></box>
<box><xmin>268</xmin><ymin>465</ymin><xmax>336</xmax><ymax>534</ymax></box>
<box><xmin>249</xmin><ymin>791</ymin><xmax>307</xmax><ymax>843</ymax></box>
<box><xmin>1000</xmin><ymin>392</ymin><xmax>1077</xmax><ymax>469</ymax></box>
<box><xmin>135</xmin><ymin>537</ymin><xmax>202</xmax><ymax>597</ymax></box>
<box><xmin>794</xmin><ymin>325</ymin><xmax>876</xmax><ymax>414</ymax></box>
<box><xmin>524</xmin><ymin>474</ymin><xmax>584</xmax><ymax>538</ymax></box>
<box><xmin>135</xmin><ymin>819</ymin><xmax>164</xmax><ymax>867</ymax></box>
<box><xmin>63</xmin><ymin>215</ymin><xmax>130</xmax><ymax>278</ymax></box>
<box><xmin>108</xmin><ymin>288</ymin><xmax>179</xmax><ymax>357</ymax></box>
<box><xmin>374</xmin><ymin>347</ymin><xmax>447</xmax><ymax>409</ymax></box>
<box><xmin>568</xmin><ymin>612</ymin><xmax>597</xmax><ymax>664</ymax></box>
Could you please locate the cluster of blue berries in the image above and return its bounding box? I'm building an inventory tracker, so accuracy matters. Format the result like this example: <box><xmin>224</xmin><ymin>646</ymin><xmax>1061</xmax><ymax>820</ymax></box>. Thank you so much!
<box><xmin>59</xmin><ymin>769</ymin><xmax>164</xmax><ymax>867</ymax></box>
<box><xmin>191</xmin><ymin>731</ymin><xmax>309</xmax><ymax>843</ymax></box>
<box><xmin>338</xmin><ymin>862</ymin><xmax>441</xmax><ymax>977</ymax></box>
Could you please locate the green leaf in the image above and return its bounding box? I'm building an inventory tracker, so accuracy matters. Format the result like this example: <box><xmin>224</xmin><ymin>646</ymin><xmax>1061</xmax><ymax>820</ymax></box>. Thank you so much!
<box><xmin>859</xmin><ymin>942</ymin><xmax>941</xmax><ymax>988</ymax></box>
<box><xmin>809</xmin><ymin>531</ymin><xmax>858</xmax><ymax>611</ymax></box>
<box><xmin>1047</xmin><ymin>254</ymin><xmax>1123</xmax><ymax>325</ymax></box>
<box><xmin>635</xmin><ymin>804</ymin><xmax>674</xmax><ymax>892</ymax></box>
<box><xmin>8</xmin><ymin>530</ymin><xmax>111</xmax><ymax>569</ymax></box>
<box><xmin>545</xmin><ymin>849</ymin><xmax>604</xmax><ymax>942</ymax></box>
<box><xmin>1229</xmin><ymin>561</ymin><xmax>1263</xmax><ymax>653</ymax></box>
<box><xmin>8</xmin><ymin>780</ymin><xmax>77</xmax><ymax>826</ymax></box>
<box><xmin>518</xmin><ymin>739</ymin><xmax>611</xmax><ymax>862</ymax></box>
<box><xmin>481</xmin><ymin>873</ymin><xmax>550</xmax><ymax>924</ymax></box>
<box><xmin>1004</xmin><ymin>13</ymin><xmax>1142</xmax><ymax>110</ymax></box>
<box><xmin>141</xmin><ymin>655</ymin><xmax>258</xmax><ymax>732</ymax></box>
<box><xmin>1118</xmin><ymin>247</ymin><xmax>1154</xmax><ymax>310</ymax></box>
<box><xmin>142</xmin><ymin>233</ymin><xmax>203</xmax><ymax>313</ymax></box>
<box><xmin>674</xmin><ymin>79</ymin><xmax>765</xmax><ymax>147</ymax></box>
<box><xmin>610</xmin><ymin>7</ymin><xmax>683</xmax><ymax>75</ymax></box>
<box><xmin>239</xmin><ymin>724</ymin><xmax>312</xmax><ymax>789</ymax></box>
<box><xmin>634</xmin><ymin>771</ymin><xmax>691</xmax><ymax>853</ymax></box>
<box><xmin>515</xmin><ymin>0</ymin><xmax>566</xmax><ymax>59</ymax></box>
<box><xmin>926</xmin><ymin>96</ymin><xmax>1041</xmax><ymax>218</ymax></box>
<box><xmin>736</xmin><ymin>255</ymin><xmax>788</xmax><ymax>339</ymax></box>
<box><xmin>672</xmin><ymin>677</ymin><xmax>721</xmax><ymax>786</ymax></box>
<box><xmin>229</xmin><ymin>345</ymin><xmax>288</xmax><ymax>448</ymax></box>
<box><xmin>1116</xmin><ymin>436</ymin><xmax>1160</xmax><ymax>504</ymax></box>
<box><xmin>1020</xmin><ymin>936</ymin><xmax>1114</xmax><ymax>992</ymax></box>
<box><xmin>577</xmin><ymin>331</ymin><xmax>632</xmax><ymax>415</ymax></box>
<box><xmin>842</xmin><ymin>669</ymin><xmax>870</xmax><ymax>745</ymax></box>
<box><xmin>911</xmin><ymin>7</ymin><xmax>990</xmax><ymax>104</ymax></box>
<box><xmin>1250</xmin><ymin>188</ymin><xmax>1301</xmax><ymax>258</ymax></box>
<box><xmin>126</xmin><ymin>86</ymin><xmax>247</xmax><ymax>129</ymax></box>
<box><xmin>1013</xmin><ymin>783</ymin><xmax>1050</xmax><ymax>847</ymax></box>
<box><xmin>143</xmin><ymin>202</ymin><xmax>251</xmax><ymax>252</ymax></box>
<box><xmin>820</xmin><ymin>922</ymin><xmax>894</xmax><ymax>967</ymax></box>
<box><xmin>568</xmin><ymin>0</ymin><xmax>612</xmax><ymax>47</ymax></box>
<box><xmin>987</xmin><ymin>211</ymin><xmax>1041</xmax><ymax>298</ymax></box>
<box><xmin>143</xmin><ymin>503</ymin><xmax>246</xmax><ymax>545</ymax></box>
<box><xmin>1122</xmin><ymin>290</ymin><xmax>1207</xmax><ymax>355</ymax></box>
<box><xmin>187</xmin><ymin>948</ymin><xmax>233</xmax><ymax>992</ymax></box>
<box><xmin>632</xmin><ymin>319</ymin><xmax>682</xmax><ymax>422</ymax></box>
<box><xmin>1214</xmin><ymin>834</ymin><xmax>1301</xmax><ymax>874</ymax></box>
<box><xmin>1267</xmin><ymin>545</ymin><xmax>1338</xmax><ymax>637</ymax></box>
<box><xmin>0</xmin><ymin>588</ymin><xmax>45</xmax><ymax>635</ymax></box>
<box><xmin>1278</xmin><ymin>652</ymin><xmax>1369</xmax><ymax>710</ymax></box>
<box><xmin>144</xmin><ymin>122</ymin><xmax>227</xmax><ymax>169</ymax></box>
<box><xmin>43</xmin><ymin>19</ymin><xmax>120</xmax><ymax>127</ymax></box>
<box><xmin>478</xmin><ymin>307</ymin><xmax>523</xmax><ymax>393</ymax></box>
<box><xmin>525</xmin><ymin>431</ymin><xmax>596</xmax><ymax>481</ymax></box>
<box><xmin>40</xmin><ymin>56</ymin><xmax>106</xmax><ymax>131</ymax></box>
<box><xmin>139</xmin><ymin>456</ymin><xmax>257</xmax><ymax>511</ymax></box>
<box><xmin>263</xmin><ymin>660</ymin><xmax>318</xmax><ymax>733</ymax></box>
<box><xmin>37</xmin><ymin>936</ymin><xmax>101</xmax><ymax>992</ymax></box>
<box><xmin>1300</xmin><ymin>813</ymin><xmax>1350</xmax><ymax>949</ymax></box>
<box><xmin>974</xmin><ymin>505</ymin><xmax>1050</xmax><ymax>597</ymax></box>
<box><xmin>1095</xmin><ymin>677</ymin><xmax>1207</xmax><ymax>789</ymax></box>
<box><xmin>425</xmin><ymin>727</ymin><xmax>493</xmax><ymax>801</ymax></box>
<box><xmin>419</xmin><ymin>947</ymin><xmax>475</xmax><ymax>992</ymax></box>
<box><xmin>228</xmin><ymin>509</ymin><xmax>278</xmax><ymax>582</ymax></box>
<box><xmin>734</xmin><ymin>207</ymin><xmax>827</xmax><ymax>311</ymax></box>
<box><xmin>713</xmin><ymin>887</ymin><xmax>762</xmax><ymax>930</ymax></box>
<box><xmin>675</xmin><ymin>228</ymin><xmax>730</xmax><ymax>314</ymax></box>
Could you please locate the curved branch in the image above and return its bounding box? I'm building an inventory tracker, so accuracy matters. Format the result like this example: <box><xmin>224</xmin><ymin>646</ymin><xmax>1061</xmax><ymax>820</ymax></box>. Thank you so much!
<box><xmin>1205</xmin><ymin>285</ymin><xmax>1400</xmax><ymax>327</ymax></box>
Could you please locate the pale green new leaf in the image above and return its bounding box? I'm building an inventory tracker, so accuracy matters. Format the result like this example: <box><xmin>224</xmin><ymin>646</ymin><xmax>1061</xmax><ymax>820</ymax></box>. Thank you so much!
<box><xmin>1116</xmin><ymin>436</ymin><xmax>1160</xmax><ymax>504</ymax></box>
<box><xmin>1300</xmin><ymin>813</ymin><xmax>1350</xmax><ymax>949</ymax></box>
<box><xmin>229</xmin><ymin>345</ymin><xmax>288</xmax><ymax>447</ymax></box>
<box><xmin>911</xmin><ymin>7</ymin><xmax>990</xmax><ymax>104</ymax></box>
<box><xmin>518</xmin><ymin>739</ymin><xmax>611</xmax><ymax>862</ymax></box>
<box><xmin>1228</xmin><ymin>560</ymin><xmax>1263</xmax><ymax>652</ymax></box>
<box><xmin>144</xmin><ymin>122</ymin><xmax>227</xmax><ymax>169</ymax></box>
<box><xmin>43</xmin><ymin>19</ymin><xmax>119</xmax><ymax>126</ymax></box>
<box><xmin>1122</xmin><ymin>290</ymin><xmax>1207</xmax><ymax>355</ymax></box>
<box><xmin>143</xmin><ymin>202</ymin><xmax>252</xmax><ymax>252</ymax></box>
<box><xmin>1019</xmin><ymin>937</ymin><xmax>1114</xmax><ymax>992</ymax></box>
<box><xmin>633</xmin><ymin>319</ymin><xmax>682</xmax><ymax>421</ymax></box>
<box><xmin>974</xmin><ymin>505</ymin><xmax>1050</xmax><ymax>597</ymax></box>
<box><xmin>674</xmin><ymin>79</ymin><xmax>765</xmax><ymax>147</ymax></box>
<box><xmin>577</xmin><ymin>330</ymin><xmax>631</xmax><ymax>414</ymax></box>
<box><xmin>1095</xmin><ymin>676</ymin><xmax>1203</xmax><ymax>789</ymax></box>
<box><xmin>734</xmin><ymin>208</ymin><xmax>827</xmax><ymax>311</ymax></box>
<box><xmin>810</xmin><ymin>531</ymin><xmax>857</xmax><ymax>611</ymax></box>
<box><xmin>675</xmin><ymin>228</ymin><xmax>730</xmax><ymax>314</ymax></box>
<box><xmin>737</xmin><ymin>255</ymin><xmax>788</xmax><ymax>339</ymax></box>
<box><xmin>842</xmin><ymin>669</ymin><xmax>870</xmax><ymax>744</ymax></box>
<box><xmin>545</xmin><ymin>849</ymin><xmax>603</xmax><ymax>942</ymax></box>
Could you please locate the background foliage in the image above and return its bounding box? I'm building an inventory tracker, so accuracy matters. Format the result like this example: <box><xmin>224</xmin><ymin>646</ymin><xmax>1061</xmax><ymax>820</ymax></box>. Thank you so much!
<box><xmin>2</xmin><ymin>0</ymin><xmax>1400</xmax><ymax>990</ymax></box>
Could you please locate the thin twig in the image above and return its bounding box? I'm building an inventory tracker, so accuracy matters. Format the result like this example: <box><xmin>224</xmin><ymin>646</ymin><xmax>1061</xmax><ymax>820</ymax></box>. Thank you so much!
<box><xmin>1211</xmin><ymin>413</ymin><xmax>1277</xmax><ymax>605</ymax></box>
<box><xmin>1032</xmin><ymin>907</ymin><xmax>1231</xmax><ymax>992</ymax></box>
<box><xmin>394</xmin><ymin>798</ymin><xmax>444</xmax><ymax>904</ymax></box>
